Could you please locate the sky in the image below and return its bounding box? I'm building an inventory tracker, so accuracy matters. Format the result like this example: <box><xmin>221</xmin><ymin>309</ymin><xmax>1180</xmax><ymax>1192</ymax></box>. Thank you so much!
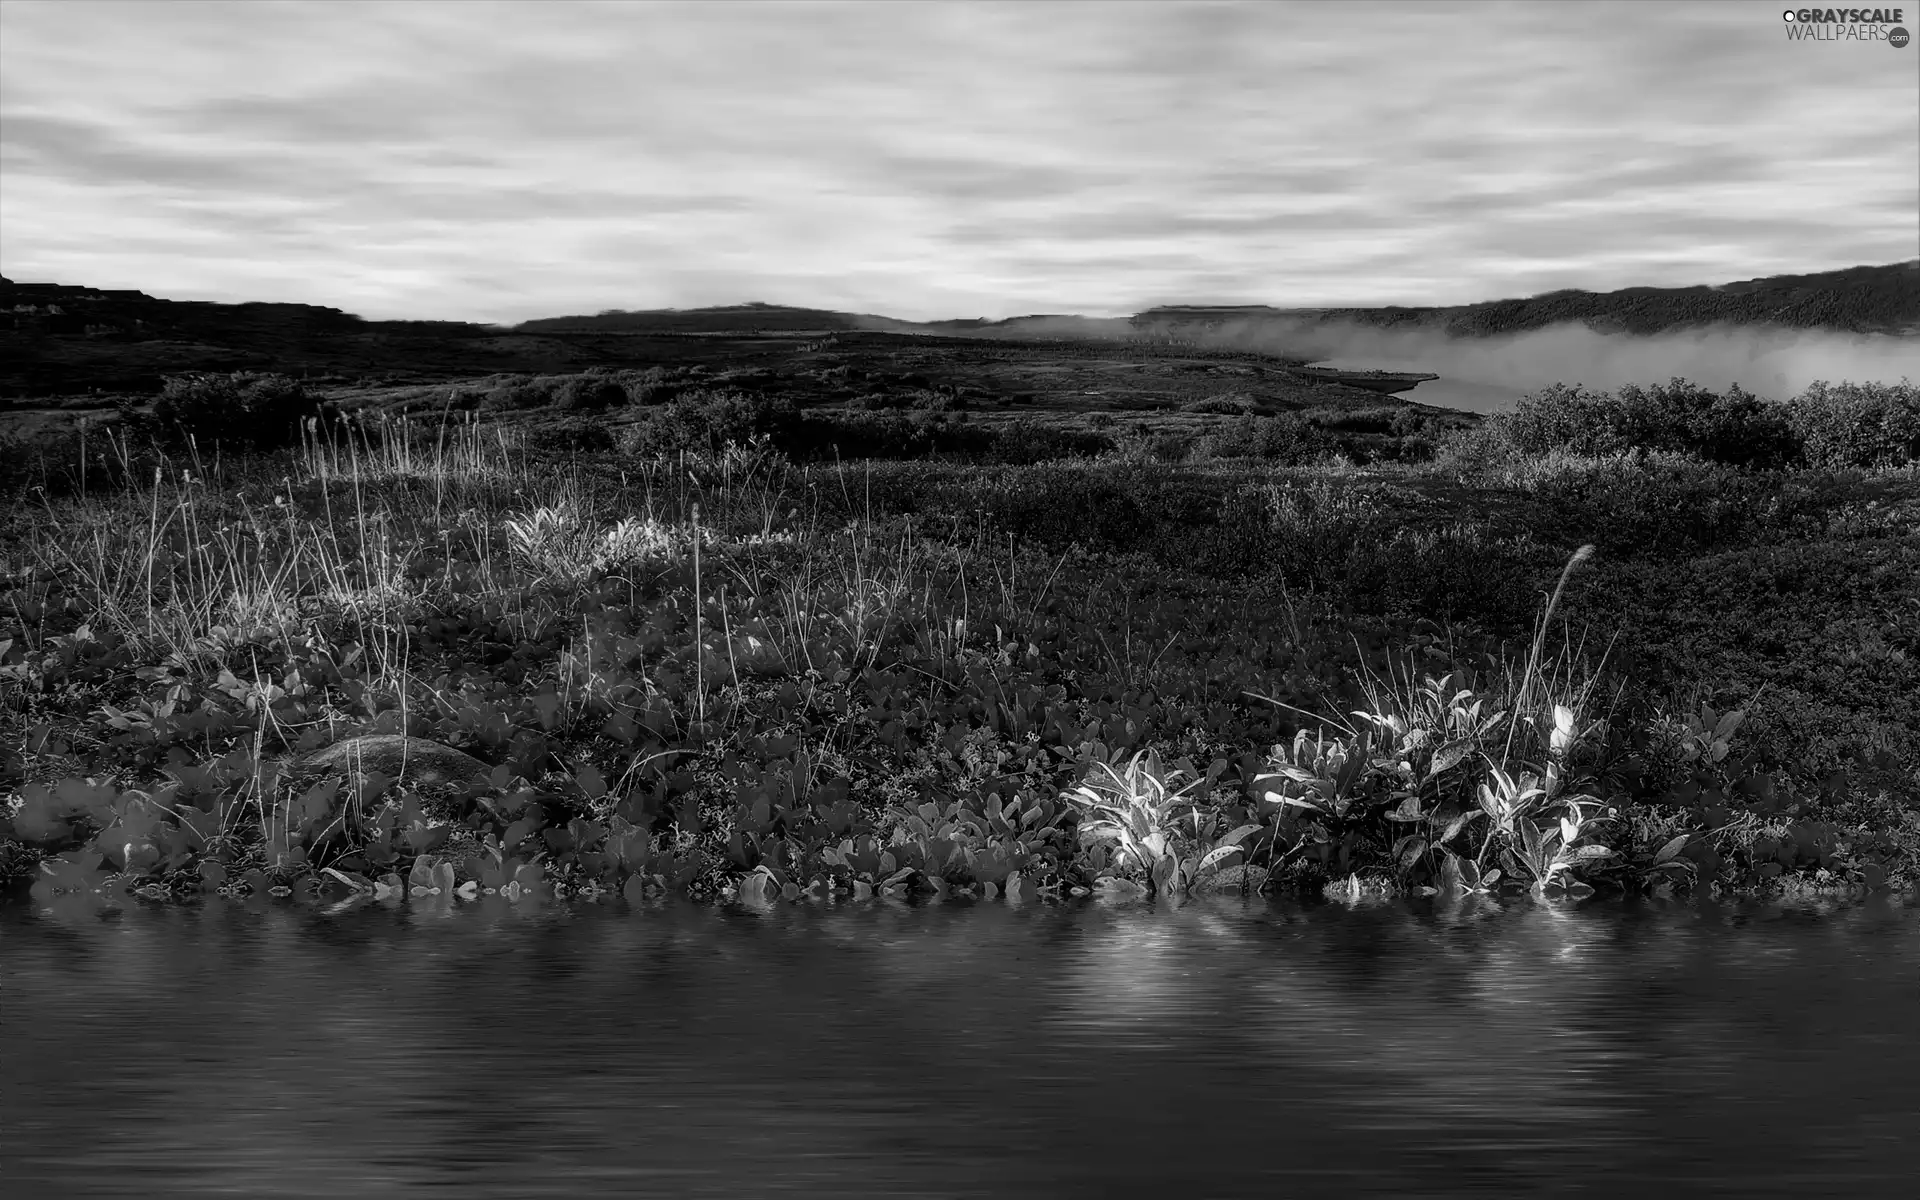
<box><xmin>1</xmin><ymin>0</ymin><xmax>1916</xmax><ymax>325</ymax></box>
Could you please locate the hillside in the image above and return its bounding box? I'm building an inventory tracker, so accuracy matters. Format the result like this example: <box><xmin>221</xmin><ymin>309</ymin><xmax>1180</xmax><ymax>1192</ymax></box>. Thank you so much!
<box><xmin>1136</xmin><ymin>260</ymin><xmax>1920</xmax><ymax>338</ymax></box>
<box><xmin>0</xmin><ymin>276</ymin><xmax>549</xmax><ymax>397</ymax></box>
<box><xmin>514</xmin><ymin>302</ymin><xmax>873</xmax><ymax>335</ymax></box>
<box><xmin>3</xmin><ymin>259</ymin><xmax>1912</xmax><ymax>400</ymax></box>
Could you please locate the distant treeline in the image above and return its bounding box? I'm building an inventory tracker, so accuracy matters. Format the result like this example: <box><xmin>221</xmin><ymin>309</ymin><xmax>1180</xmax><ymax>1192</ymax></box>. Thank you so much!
<box><xmin>1139</xmin><ymin>262</ymin><xmax>1920</xmax><ymax>339</ymax></box>
<box><xmin>1312</xmin><ymin>262</ymin><xmax>1920</xmax><ymax>337</ymax></box>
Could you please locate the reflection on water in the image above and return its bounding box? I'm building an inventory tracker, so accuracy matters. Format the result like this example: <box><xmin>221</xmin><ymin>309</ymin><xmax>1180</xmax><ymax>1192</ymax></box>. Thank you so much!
<box><xmin>4</xmin><ymin>894</ymin><xmax>1917</xmax><ymax>1198</ymax></box>
<box><xmin>1308</xmin><ymin>357</ymin><xmax>1526</xmax><ymax>415</ymax></box>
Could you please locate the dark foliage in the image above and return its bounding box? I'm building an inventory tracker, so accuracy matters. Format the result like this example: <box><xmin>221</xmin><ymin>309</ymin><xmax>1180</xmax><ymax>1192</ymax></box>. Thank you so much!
<box><xmin>1491</xmin><ymin>377</ymin><xmax>1914</xmax><ymax>470</ymax></box>
<box><xmin>616</xmin><ymin>389</ymin><xmax>789</xmax><ymax>457</ymax></box>
<box><xmin>1180</xmin><ymin>394</ymin><xmax>1264</xmax><ymax>415</ymax></box>
<box><xmin>1199</xmin><ymin>413</ymin><xmax>1335</xmax><ymax>464</ymax></box>
<box><xmin>481</xmin><ymin>381</ymin><xmax>549</xmax><ymax>412</ymax></box>
<box><xmin>153</xmin><ymin>372</ymin><xmax>323</xmax><ymax>449</ymax></box>
<box><xmin>552</xmin><ymin>376</ymin><xmax>629</xmax><ymax>412</ymax></box>
<box><xmin>1786</xmin><ymin>380</ymin><xmax>1920</xmax><ymax>470</ymax></box>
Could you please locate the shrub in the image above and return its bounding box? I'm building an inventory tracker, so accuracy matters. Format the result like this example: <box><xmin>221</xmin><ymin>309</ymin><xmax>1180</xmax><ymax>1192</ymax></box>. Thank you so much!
<box><xmin>1497</xmin><ymin>378</ymin><xmax>1806</xmax><ymax>469</ymax></box>
<box><xmin>989</xmin><ymin>423</ymin><xmax>1115</xmax><ymax>465</ymax></box>
<box><xmin>481</xmin><ymin>380</ymin><xmax>548</xmax><ymax>411</ymax></box>
<box><xmin>1676</xmin><ymin>384</ymin><xmax>1799</xmax><ymax>468</ymax></box>
<box><xmin>773</xmin><ymin>410</ymin><xmax>997</xmax><ymax>462</ymax></box>
<box><xmin>527</xmin><ymin>419</ymin><xmax>616</xmax><ymax>453</ymax></box>
<box><xmin>553</xmin><ymin>376</ymin><xmax>629</xmax><ymax>412</ymax></box>
<box><xmin>153</xmin><ymin>372</ymin><xmax>322</xmax><ymax>448</ymax></box>
<box><xmin>1785</xmin><ymin>379</ymin><xmax>1920</xmax><ymax>469</ymax></box>
<box><xmin>1146</xmin><ymin>433</ymin><xmax>1195</xmax><ymax>462</ymax></box>
<box><xmin>1611</xmin><ymin>379</ymin><xmax>1799</xmax><ymax>469</ymax></box>
<box><xmin>947</xmin><ymin>464</ymin><xmax>1158</xmax><ymax>548</ymax></box>
<box><xmin>619</xmin><ymin>388</ymin><xmax>790</xmax><ymax>458</ymax></box>
<box><xmin>1242</xmin><ymin>414</ymin><xmax>1334</xmax><ymax>465</ymax></box>
<box><xmin>1389</xmin><ymin>407</ymin><xmax>1445</xmax><ymax>438</ymax></box>
<box><xmin>1495</xmin><ymin>383</ymin><xmax>1631</xmax><ymax>457</ymax></box>
<box><xmin>1181</xmin><ymin>393</ymin><xmax>1260</xmax><ymax>415</ymax></box>
<box><xmin>623</xmin><ymin>367</ymin><xmax>689</xmax><ymax>407</ymax></box>
<box><xmin>1306</xmin><ymin>406</ymin><xmax>1399</xmax><ymax>435</ymax></box>
<box><xmin>1520</xmin><ymin>453</ymin><xmax>1814</xmax><ymax>556</ymax></box>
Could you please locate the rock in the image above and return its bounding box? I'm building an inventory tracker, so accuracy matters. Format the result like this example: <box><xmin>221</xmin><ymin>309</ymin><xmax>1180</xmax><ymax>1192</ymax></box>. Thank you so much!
<box><xmin>287</xmin><ymin>735</ymin><xmax>491</xmax><ymax>788</ymax></box>
<box><xmin>1194</xmin><ymin>864</ymin><xmax>1269</xmax><ymax>894</ymax></box>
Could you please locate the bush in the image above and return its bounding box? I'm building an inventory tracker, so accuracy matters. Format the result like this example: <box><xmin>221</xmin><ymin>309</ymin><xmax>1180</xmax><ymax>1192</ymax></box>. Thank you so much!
<box><xmin>1305</xmin><ymin>406</ymin><xmax>1399</xmax><ymax>435</ymax></box>
<box><xmin>1612</xmin><ymin>379</ymin><xmax>1799</xmax><ymax>469</ymax></box>
<box><xmin>1146</xmin><ymin>433</ymin><xmax>1195</xmax><ymax>462</ymax></box>
<box><xmin>774</xmin><ymin>410</ymin><xmax>997</xmax><ymax>462</ymax></box>
<box><xmin>1496</xmin><ymin>378</ymin><xmax>1807</xmax><ymax>469</ymax></box>
<box><xmin>989</xmin><ymin>423</ymin><xmax>1116</xmax><ymax>465</ymax></box>
<box><xmin>553</xmin><ymin>376</ymin><xmax>629</xmax><ymax>412</ymax></box>
<box><xmin>1521</xmin><ymin>454</ymin><xmax>1825</xmax><ymax>556</ymax></box>
<box><xmin>527</xmin><ymin>419</ymin><xmax>616</xmax><ymax>454</ymax></box>
<box><xmin>1785</xmin><ymin>379</ymin><xmax>1920</xmax><ymax>469</ymax></box>
<box><xmin>1389</xmin><ymin>407</ymin><xmax>1444</xmax><ymax>438</ymax></box>
<box><xmin>1241</xmin><ymin>414</ymin><xmax>1334</xmax><ymax>465</ymax></box>
<box><xmin>481</xmin><ymin>381</ymin><xmax>548</xmax><ymax>411</ymax></box>
<box><xmin>1181</xmin><ymin>393</ymin><xmax>1260</xmax><ymax>415</ymax></box>
<box><xmin>153</xmin><ymin>372</ymin><xmax>322</xmax><ymax>448</ymax></box>
<box><xmin>1495</xmin><ymin>383</ymin><xmax>1627</xmax><ymax>457</ymax></box>
<box><xmin>618</xmin><ymin>388</ymin><xmax>789</xmax><ymax>458</ymax></box>
<box><xmin>623</xmin><ymin>367</ymin><xmax>688</xmax><ymax>406</ymax></box>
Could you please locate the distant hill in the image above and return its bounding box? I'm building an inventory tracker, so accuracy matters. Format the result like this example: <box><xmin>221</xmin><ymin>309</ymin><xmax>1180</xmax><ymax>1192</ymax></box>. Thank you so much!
<box><xmin>1135</xmin><ymin>260</ymin><xmax>1920</xmax><ymax>338</ymax></box>
<box><xmin>4</xmin><ymin>259</ymin><xmax>1911</xmax><ymax>398</ymax></box>
<box><xmin>514</xmin><ymin>302</ymin><xmax>872</xmax><ymax>335</ymax></box>
<box><xmin>0</xmin><ymin>276</ymin><xmax>550</xmax><ymax>396</ymax></box>
<box><xmin>508</xmin><ymin>303</ymin><xmax>1099</xmax><ymax>338</ymax></box>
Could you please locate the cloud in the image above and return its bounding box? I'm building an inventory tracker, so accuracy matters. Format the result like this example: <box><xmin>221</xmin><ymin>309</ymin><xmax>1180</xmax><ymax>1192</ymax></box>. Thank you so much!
<box><xmin>0</xmin><ymin>0</ymin><xmax>1913</xmax><ymax>322</ymax></box>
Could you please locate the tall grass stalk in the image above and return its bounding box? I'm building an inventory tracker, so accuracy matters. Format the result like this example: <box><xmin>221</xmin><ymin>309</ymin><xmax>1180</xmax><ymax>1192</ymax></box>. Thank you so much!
<box><xmin>1503</xmin><ymin>543</ymin><xmax>1596</xmax><ymax>763</ymax></box>
<box><xmin>692</xmin><ymin>501</ymin><xmax>705</xmax><ymax>734</ymax></box>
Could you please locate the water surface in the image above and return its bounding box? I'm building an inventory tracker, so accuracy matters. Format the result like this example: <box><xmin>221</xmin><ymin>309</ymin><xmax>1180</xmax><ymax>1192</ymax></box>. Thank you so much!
<box><xmin>5</xmin><ymin>893</ymin><xmax>1917</xmax><ymax>1198</ymax></box>
<box><xmin>1308</xmin><ymin>357</ymin><xmax>1524</xmax><ymax>415</ymax></box>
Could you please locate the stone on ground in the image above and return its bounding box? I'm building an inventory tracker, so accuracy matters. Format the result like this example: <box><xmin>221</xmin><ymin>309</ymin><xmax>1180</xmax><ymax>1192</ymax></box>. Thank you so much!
<box><xmin>289</xmin><ymin>734</ymin><xmax>491</xmax><ymax>787</ymax></box>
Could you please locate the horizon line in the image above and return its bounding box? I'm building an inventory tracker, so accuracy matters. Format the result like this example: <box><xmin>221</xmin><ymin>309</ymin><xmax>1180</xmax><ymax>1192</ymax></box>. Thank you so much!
<box><xmin>1</xmin><ymin>257</ymin><xmax>1913</xmax><ymax>328</ymax></box>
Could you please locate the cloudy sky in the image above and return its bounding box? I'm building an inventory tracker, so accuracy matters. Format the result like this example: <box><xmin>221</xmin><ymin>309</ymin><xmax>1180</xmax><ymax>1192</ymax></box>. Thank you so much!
<box><xmin>1</xmin><ymin>0</ymin><xmax>1914</xmax><ymax>324</ymax></box>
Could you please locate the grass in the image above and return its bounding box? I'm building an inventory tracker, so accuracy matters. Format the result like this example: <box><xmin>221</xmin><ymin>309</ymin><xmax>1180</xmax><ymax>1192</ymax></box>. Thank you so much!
<box><xmin>2</xmin><ymin>381</ymin><xmax>1917</xmax><ymax>912</ymax></box>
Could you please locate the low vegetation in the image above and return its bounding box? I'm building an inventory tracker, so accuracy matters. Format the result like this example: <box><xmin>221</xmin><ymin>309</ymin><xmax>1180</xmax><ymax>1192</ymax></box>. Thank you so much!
<box><xmin>2</xmin><ymin>371</ymin><xmax>1915</xmax><ymax>916</ymax></box>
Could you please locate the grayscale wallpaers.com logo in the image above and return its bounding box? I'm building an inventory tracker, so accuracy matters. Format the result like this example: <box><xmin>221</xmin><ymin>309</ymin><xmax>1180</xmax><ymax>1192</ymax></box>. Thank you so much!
<box><xmin>1781</xmin><ymin>7</ymin><xmax>1910</xmax><ymax>44</ymax></box>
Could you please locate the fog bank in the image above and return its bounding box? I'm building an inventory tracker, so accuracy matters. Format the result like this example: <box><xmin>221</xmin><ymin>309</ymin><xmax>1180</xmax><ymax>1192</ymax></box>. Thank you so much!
<box><xmin>1146</xmin><ymin>318</ymin><xmax>1920</xmax><ymax>414</ymax></box>
<box><xmin>886</xmin><ymin>312</ymin><xmax>1917</xmax><ymax>414</ymax></box>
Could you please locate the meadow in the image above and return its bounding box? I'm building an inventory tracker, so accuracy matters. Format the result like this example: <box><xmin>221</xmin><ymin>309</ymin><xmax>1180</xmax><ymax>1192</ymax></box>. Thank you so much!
<box><xmin>2</xmin><ymin>366</ymin><xmax>1916</xmax><ymax>915</ymax></box>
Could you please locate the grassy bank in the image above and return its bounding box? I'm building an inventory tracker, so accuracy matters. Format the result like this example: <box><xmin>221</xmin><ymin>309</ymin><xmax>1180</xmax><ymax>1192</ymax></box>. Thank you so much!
<box><xmin>3</xmin><ymin>375</ymin><xmax>1916</xmax><ymax>915</ymax></box>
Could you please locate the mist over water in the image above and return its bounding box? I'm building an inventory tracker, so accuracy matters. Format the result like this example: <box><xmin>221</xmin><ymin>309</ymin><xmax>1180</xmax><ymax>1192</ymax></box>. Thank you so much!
<box><xmin>1296</xmin><ymin>321</ymin><xmax>1920</xmax><ymax>414</ymax></box>
<box><xmin>929</xmin><ymin>314</ymin><xmax>1920</xmax><ymax>416</ymax></box>
<box><xmin>1180</xmin><ymin>318</ymin><xmax>1920</xmax><ymax>415</ymax></box>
